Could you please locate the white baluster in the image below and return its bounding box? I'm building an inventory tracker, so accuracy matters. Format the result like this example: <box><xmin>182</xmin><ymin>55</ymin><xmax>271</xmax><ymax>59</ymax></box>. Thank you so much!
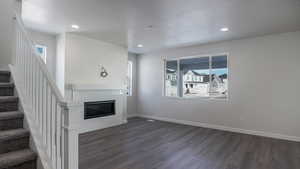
<box><xmin>57</xmin><ymin>104</ymin><xmax>62</xmax><ymax>169</ymax></box>
<box><xmin>13</xmin><ymin>13</ymin><xmax>69</xmax><ymax>169</ymax></box>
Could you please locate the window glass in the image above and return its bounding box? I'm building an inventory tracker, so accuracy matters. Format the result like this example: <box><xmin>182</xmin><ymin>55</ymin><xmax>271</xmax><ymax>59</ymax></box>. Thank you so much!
<box><xmin>127</xmin><ymin>61</ymin><xmax>133</xmax><ymax>96</ymax></box>
<box><xmin>164</xmin><ymin>54</ymin><xmax>228</xmax><ymax>99</ymax></box>
<box><xmin>210</xmin><ymin>55</ymin><xmax>228</xmax><ymax>98</ymax></box>
<box><xmin>165</xmin><ymin>60</ymin><xmax>178</xmax><ymax>97</ymax></box>
<box><xmin>180</xmin><ymin>57</ymin><xmax>210</xmax><ymax>98</ymax></box>
<box><xmin>35</xmin><ymin>45</ymin><xmax>47</xmax><ymax>63</ymax></box>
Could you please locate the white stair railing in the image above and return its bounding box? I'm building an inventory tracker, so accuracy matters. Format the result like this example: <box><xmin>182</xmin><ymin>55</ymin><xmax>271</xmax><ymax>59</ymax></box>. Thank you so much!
<box><xmin>10</xmin><ymin>13</ymin><xmax>69</xmax><ymax>169</ymax></box>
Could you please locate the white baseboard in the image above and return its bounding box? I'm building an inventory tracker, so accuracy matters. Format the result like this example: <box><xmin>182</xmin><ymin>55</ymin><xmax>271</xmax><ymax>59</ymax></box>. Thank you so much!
<box><xmin>127</xmin><ymin>113</ymin><xmax>139</xmax><ymax>118</ymax></box>
<box><xmin>138</xmin><ymin>114</ymin><xmax>300</xmax><ymax>142</ymax></box>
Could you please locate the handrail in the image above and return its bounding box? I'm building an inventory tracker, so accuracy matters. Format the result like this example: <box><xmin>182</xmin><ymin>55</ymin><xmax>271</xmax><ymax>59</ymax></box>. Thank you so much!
<box><xmin>14</xmin><ymin>13</ymin><xmax>67</xmax><ymax>107</ymax></box>
<box><xmin>12</xmin><ymin>11</ymin><xmax>69</xmax><ymax>169</ymax></box>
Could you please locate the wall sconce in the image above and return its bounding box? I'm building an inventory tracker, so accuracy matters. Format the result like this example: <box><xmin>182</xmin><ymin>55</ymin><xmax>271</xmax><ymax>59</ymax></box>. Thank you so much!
<box><xmin>100</xmin><ymin>66</ymin><xmax>108</xmax><ymax>78</ymax></box>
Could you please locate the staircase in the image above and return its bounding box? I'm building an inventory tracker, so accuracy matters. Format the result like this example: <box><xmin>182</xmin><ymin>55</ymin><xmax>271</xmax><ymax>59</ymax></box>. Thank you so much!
<box><xmin>0</xmin><ymin>70</ymin><xmax>37</xmax><ymax>169</ymax></box>
<box><xmin>7</xmin><ymin>11</ymin><xmax>70</xmax><ymax>169</ymax></box>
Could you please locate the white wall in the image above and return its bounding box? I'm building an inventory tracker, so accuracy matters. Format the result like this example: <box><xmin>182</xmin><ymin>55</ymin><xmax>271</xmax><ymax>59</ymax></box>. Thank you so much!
<box><xmin>29</xmin><ymin>30</ymin><xmax>57</xmax><ymax>79</ymax></box>
<box><xmin>64</xmin><ymin>33</ymin><xmax>128</xmax><ymax>90</ymax></box>
<box><xmin>56</xmin><ymin>33</ymin><xmax>66</xmax><ymax>96</ymax></box>
<box><xmin>127</xmin><ymin>53</ymin><xmax>138</xmax><ymax>116</ymax></box>
<box><xmin>0</xmin><ymin>0</ymin><xmax>14</xmax><ymax>69</ymax></box>
<box><xmin>137</xmin><ymin>31</ymin><xmax>300</xmax><ymax>139</ymax></box>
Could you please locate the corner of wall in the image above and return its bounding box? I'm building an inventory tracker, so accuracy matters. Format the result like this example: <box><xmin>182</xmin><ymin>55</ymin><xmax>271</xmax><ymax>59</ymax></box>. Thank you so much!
<box><xmin>55</xmin><ymin>33</ymin><xmax>66</xmax><ymax>96</ymax></box>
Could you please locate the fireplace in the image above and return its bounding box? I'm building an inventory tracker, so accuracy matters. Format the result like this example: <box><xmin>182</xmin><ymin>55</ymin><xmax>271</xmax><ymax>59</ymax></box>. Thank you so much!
<box><xmin>84</xmin><ymin>100</ymin><xmax>116</xmax><ymax>119</ymax></box>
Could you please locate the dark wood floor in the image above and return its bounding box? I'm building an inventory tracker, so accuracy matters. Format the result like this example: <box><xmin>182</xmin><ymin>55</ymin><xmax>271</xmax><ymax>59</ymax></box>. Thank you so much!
<box><xmin>79</xmin><ymin>117</ymin><xmax>300</xmax><ymax>169</ymax></box>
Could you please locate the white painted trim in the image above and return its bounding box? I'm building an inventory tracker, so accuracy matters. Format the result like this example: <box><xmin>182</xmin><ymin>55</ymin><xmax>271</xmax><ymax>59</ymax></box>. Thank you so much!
<box><xmin>67</xmin><ymin>84</ymin><xmax>126</xmax><ymax>91</ymax></box>
<box><xmin>138</xmin><ymin>114</ymin><xmax>300</xmax><ymax>142</ymax></box>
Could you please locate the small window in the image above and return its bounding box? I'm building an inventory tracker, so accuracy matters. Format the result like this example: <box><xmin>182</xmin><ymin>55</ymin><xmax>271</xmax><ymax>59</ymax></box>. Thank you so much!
<box><xmin>164</xmin><ymin>54</ymin><xmax>228</xmax><ymax>99</ymax></box>
<box><xmin>127</xmin><ymin>61</ymin><xmax>133</xmax><ymax>96</ymax></box>
<box><xmin>35</xmin><ymin>45</ymin><xmax>47</xmax><ymax>63</ymax></box>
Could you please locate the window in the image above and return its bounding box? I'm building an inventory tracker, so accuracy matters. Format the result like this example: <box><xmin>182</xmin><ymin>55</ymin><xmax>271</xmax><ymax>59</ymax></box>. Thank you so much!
<box><xmin>127</xmin><ymin>61</ymin><xmax>133</xmax><ymax>96</ymax></box>
<box><xmin>164</xmin><ymin>54</ymin><xmax>228</xmax><ymax>99</ymax></box>
<box><xmin>35</xmin><ymin>44</ymin><xmax>47</xmax><ymax>63</ymax></box>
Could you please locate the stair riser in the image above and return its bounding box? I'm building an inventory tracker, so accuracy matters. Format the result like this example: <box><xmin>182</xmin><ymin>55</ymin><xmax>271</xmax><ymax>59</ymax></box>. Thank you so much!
<box><xmin>3</xmin><ymin>160</ymin><xmax>36</xmax><ymax>169</ymax></box>
<box><xmin>0</xmin><ymin>101</ymin><xmax>18</xmax><ymax>112</ymax></box>
<box><xmin>0</xmin><ymin>75</ymin><xmax>10</xmax><ymax>83</ymax></box>
<box><xmin>0</xmin><ymin>119</ymin><xmax>23</xmax><ymax>131</ymax></box>
<box><xmin>0</xmin><ymin>136</ymin><xmax>29</xmax><ymax>154</ymax></box>
<box><xmin>0</xmin><ymin>87</ymin><xmax>14</xmax><ymax>96</ymax></box>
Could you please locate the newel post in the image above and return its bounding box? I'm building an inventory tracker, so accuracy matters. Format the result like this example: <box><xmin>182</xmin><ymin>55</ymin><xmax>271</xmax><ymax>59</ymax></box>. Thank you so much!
<box><xmin>62</xmin><ymin>104</ymin><xmax>79</xmax><ymax>169</ymax></box>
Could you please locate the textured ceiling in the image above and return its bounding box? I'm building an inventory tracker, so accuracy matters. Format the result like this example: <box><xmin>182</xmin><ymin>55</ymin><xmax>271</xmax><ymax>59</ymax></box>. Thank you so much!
<box><xmin>22</xmin><ymin>0</ymin><xmax>300</xmax><ymax>53</ymax></box>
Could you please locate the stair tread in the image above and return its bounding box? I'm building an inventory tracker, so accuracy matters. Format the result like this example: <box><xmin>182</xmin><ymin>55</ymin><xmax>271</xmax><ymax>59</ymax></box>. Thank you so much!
<box><xmin>0</xmin><ymin>149</ymin><xmax>36</xmax><ymax>168</ymax></box>
<box><xmin>0</xmin><ymin>96</ymin><xmax>18</xmax><ymax>103</ymax></box>
<box><xmin>0</xmin><ymin>71</ymin><xmax>10</xmax><ymax>75</ymax></box>
<box><xmin>0</xmin><ymin>111</ymin><xmax>23</xmax><ymax>120</ymax></box>
<box><xmin>0</xmin><ymin>129</ymin><xmax>29</xmax><ymax>141</ymax></box>
<box><xmin>0</xmin><ymin>83</ymin><xmax>14</xmax><ymax>87</ymax></box>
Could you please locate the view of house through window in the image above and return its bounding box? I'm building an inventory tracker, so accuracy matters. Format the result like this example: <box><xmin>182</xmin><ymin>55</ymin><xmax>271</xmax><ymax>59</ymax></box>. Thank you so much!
<box><xmin>181</xmin><ymin>56</ymin><xmax>210</xmax><ymax>97</ymax></box>
<box><xmin>165</xmin><ymin>54</ymin><xmax>228</xmax><ymax>99</ymax></box>
<box><xmin>35</xmin><ymin>44</ymin><xmax>47</xmax><ymax>63</ymax></box>
<box><xmin>165</xmin><ymin>60</ymin><xmax>178</xmax><ymax>97</ymax></box>
<box><xmin>210</xmin><ymin>55</ymin><xmax>228</xmax><ymax>98</ymax></box>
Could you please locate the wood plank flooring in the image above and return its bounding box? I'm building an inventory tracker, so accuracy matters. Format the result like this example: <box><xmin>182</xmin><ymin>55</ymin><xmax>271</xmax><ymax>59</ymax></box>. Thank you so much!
<box><xmin>79</xmin><ymin>117</ymin><xmax>300</xmax><ymax>169</ymax></box>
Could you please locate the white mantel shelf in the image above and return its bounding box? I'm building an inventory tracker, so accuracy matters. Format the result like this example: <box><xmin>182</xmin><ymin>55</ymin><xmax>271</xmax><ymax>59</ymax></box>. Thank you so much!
<box><xmin>67</xmin><ymin>84</ymin><xmax>126</xmax><ymax>91</ymax></box>
<box><xmin>65</xmin><ymin>83</ymin><xmax>127</xmax><ymax>104</ymax></box>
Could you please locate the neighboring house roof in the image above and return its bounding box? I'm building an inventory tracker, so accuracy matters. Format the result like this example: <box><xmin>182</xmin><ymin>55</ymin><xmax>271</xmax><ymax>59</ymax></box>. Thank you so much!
<box><xmin>166</xmin><ymin>69</ymin><xmax>176</xmax><ymax>74</ymax></box>
<box><xmin>184</xmin><ymin>70</ymin><xmax>208</xmax><ymax>77</ymax></box>
<box><xmin>191</xmin><ymin>70</ymin><xmax>208</xmax><ymax>76</ymax></box>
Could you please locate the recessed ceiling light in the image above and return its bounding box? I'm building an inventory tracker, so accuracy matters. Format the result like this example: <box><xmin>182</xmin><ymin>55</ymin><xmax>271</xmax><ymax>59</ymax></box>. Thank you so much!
<box><xmin>145</xmin><ymin>25</ymin><xmax>154</xmax><ymax>30</ymax></box>
<box><xmin>137</xmin><ymin>44</ymin><xmax>143</xmax><ymax>48</ymax></box>
<box><xmin>71</xmin><ymin>25</ymin><xmax>80</xmax><ymax>29</ymax></box>
<box><xmin>220</xmin><ymin>27</ymin><xmax>229</xmax><ymax>32</ymax></box>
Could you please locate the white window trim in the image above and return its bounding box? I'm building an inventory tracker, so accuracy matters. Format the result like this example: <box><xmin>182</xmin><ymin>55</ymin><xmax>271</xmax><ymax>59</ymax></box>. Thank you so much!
<box><xmin>127</xmin><ymin>61</ymin><xmax>133</xmax><ymax>96</ymax></box>
<box><xmin>163</xmin><ymin>53</ymin><xmax>229</xmax><ymax>100</ymax></box>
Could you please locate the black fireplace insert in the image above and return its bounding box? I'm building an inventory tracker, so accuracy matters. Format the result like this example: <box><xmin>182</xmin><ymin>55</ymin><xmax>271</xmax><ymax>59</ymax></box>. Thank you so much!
<box><xmin>84</xmin><ymin>100</ymin><xmax>115</xmax><ymax>119</ymax></box>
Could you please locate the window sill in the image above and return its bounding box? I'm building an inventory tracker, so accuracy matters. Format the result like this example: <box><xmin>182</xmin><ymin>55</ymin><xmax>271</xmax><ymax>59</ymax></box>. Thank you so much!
<box><xmin>162</xmin><ymin>96</ymin><xmax>229</xmax><ymax>101</ymax></box>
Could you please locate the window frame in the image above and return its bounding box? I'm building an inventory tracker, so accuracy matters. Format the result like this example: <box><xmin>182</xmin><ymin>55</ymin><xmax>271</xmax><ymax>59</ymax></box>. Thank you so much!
<box><xmin>127</xmin><ymin>60</ymin><xmax>133</xmax><ymax>96</ymax></box>
<box><xmin>163</xmin><ymin>53</ymin><xmax>229</xmax><ymax>100</ymax></box>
